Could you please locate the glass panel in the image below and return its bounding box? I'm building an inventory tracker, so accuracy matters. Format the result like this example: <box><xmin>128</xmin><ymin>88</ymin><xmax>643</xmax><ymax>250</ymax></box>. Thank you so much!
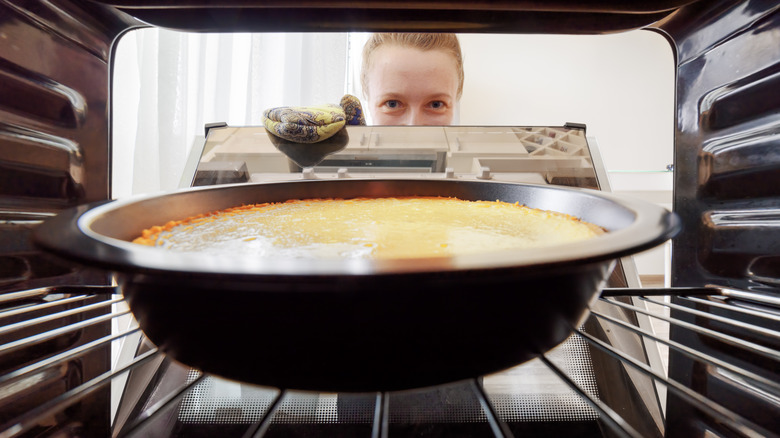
<box><xmin>191</xmin><ymin>125</ymin><xmax>599</xmax><ymax>190</ymax></box>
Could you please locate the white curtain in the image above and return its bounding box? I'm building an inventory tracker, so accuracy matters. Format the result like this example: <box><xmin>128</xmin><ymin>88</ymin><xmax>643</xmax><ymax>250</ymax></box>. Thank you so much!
<box><xmin>112</xmin><ymin>29</ymin><xmax>350</xmax><ymax>198</ymax></box>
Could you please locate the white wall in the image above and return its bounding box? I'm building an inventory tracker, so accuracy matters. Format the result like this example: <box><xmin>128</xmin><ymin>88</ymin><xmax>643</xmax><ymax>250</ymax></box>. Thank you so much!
<box><xmin>458</xmin><ymin>31</ymin><xmax>675</xmax><ymax>173</ymax></box>
<box><xmin>457</xmin><ymin>31</ymin><xmax>676</xmax><ymax>279</ymax></box>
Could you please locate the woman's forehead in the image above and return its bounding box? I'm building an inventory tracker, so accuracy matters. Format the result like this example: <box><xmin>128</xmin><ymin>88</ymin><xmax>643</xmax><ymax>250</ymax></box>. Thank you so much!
<box><xmin>371</xmin><ymin>45</ymin><xmax>457</xmax><ymax>70</ymax></box>
<box><xmin>368</xmin><ymin>46</ymin><xmax>459</xmax><ymax>97</ymax></box>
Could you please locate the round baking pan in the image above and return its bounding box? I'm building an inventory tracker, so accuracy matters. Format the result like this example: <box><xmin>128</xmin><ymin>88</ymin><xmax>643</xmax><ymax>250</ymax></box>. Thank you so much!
<box><xmin>33</xmin><ymin>178</ymin><xmax>680</xmax><ymax>392</ymax></box>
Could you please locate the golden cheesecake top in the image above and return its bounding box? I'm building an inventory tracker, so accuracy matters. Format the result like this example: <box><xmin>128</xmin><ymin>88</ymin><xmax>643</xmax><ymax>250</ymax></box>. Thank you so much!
<box><xmin>133</xmin><ymin>197</ymin><xmax>604</xmax><ymax>260</ymax></box>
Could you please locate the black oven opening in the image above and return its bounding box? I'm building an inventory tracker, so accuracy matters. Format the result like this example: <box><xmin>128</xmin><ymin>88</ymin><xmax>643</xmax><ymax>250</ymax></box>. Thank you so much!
<box><xmin>1</xmin><ymin>1</ymin><xmax>778</xmax><ymax>437</ymax></box>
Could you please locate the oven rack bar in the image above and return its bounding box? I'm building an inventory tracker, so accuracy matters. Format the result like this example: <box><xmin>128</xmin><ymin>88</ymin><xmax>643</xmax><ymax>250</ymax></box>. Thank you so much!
<box><xmin>589</xmin><ymin>303</ymin><xmax>780</xmax><ymax>397</ymax></box>
<box><xmin>641</xmin><ymin>296</ymin><xmax>779</xmax><ymax>341</ymax></box>
<box><xmin>1</xmin><ymin>287</ymin><xmax>778</xmax><ymax>437</ymax></box>
<box><xmin>0</xmin><ymin>305</ymin><xmax>132</xmax><ymax>358</ymax></box>
<box><xmin>470</xmin><ymin>378</ymin><xmax>514</xmax><ymax>438</ymax></box>
<box><xmin>0</xmin><ymin>296</ymin><xmax>125</xmax><ymax>338</ymax></box>
<box><xmin>241</xmin><ymin>389</ymin><xmax>286</xmax><ymax>438</ymax></box>
<box><xmin>588</xmin><ymin>297</ymin><xmax>778</xmax><ymax>437</ymax></box>
<box><xmin>0</xmin><ymin>286</ymin><xmax>117</xmax><ymax>305</ymax></box>
<box><xmin>0</xmin><ymin>348</ymin><xmax>160</xmax><ymax>438</ymax></box>
<box><xmin>0</xmin><ymin>326</ymin><xmax>142</xmax><ymax>387</ymax></box>
<box><xmin>372</xmin><ymin>391</ymin><xmax>389</xmax><ymax>438</ymax></box>
<box><xmin>116</xmin><ymin>372</ymin><xmax>208</xmax><ymax>438</ymax></box>
<box><xmin>572</xmin><ymin>327</ymin><xmax>773</xmax><ymax>438</ymax></box>
<box><xmin>0</xmin><ymin>289</ymin><xmax>150</xmax><ymax>437</ymax></box>
<box><xmin>539</xmin><ymin>355</ymin><xmax>642</xmax><ymax>438</ymax></box>
<box><xmin>604</xmin><ymin>296</ymin><xmax>779</xmax><ymax>362</ymax></box>
<box><xmin>682</xmin><ymin>295</ymin><xmax>780</xmax><ymax>321</ymax></box>
<box><xmin>0</xmin><ymin>294</ymin><xmax>99</xmax><ymax>320</ymax></box>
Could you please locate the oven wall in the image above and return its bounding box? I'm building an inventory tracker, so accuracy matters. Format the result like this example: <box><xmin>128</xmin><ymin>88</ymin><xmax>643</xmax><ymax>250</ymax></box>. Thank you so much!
<box><xmin>658</xmin><ymin>1</ymin><xmax>780</xmax><ymax>435</ymax></box>
<box><xmin>0</xmin><ymin>0</ymin><xmax>139</xmax><ymax>289</ymax></box>
<box><xmin>0</xmin><ymin>3</ymin><xmax>142</xmax><ymax>435</ymax></box>
<box><xmin>0</xmin><ymin>1</ymin><xmax>135</xmax><ymax>212</ymax></box>
<box><xmin>659</xmin><ymin>0</ymin><xmax>780</xmax><ymax>295</ymax></box>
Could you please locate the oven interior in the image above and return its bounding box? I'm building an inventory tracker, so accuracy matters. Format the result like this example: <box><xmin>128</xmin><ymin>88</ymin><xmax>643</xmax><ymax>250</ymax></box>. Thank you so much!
<box><xmin>1</xmin><ymin>1</ymin><xmax>779</xmax><ymax>437</ymax></box>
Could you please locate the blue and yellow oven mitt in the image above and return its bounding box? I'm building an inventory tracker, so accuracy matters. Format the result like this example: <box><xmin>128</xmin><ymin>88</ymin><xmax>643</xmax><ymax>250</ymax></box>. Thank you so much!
<box><xmin>263</xmin><ymin>94</ymin><xmax>366</xmax><ymax>144</ymax></box>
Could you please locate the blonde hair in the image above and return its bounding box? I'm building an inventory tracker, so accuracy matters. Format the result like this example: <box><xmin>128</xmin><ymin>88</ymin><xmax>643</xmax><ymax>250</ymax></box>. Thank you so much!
<box><xmin>361</xmin><ymin>33</ymin><xmax>464</xmax><ymax>101</ymax></box>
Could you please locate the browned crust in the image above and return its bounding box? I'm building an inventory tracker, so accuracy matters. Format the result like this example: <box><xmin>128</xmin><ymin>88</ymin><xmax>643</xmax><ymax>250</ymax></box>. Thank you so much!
<box><xmin>132</xmin><ymin>196</ymin><xmax>605</xmax><ymax>246</ymax></box>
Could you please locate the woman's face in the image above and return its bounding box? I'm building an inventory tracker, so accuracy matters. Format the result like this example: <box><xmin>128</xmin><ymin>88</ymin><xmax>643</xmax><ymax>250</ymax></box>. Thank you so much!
<box><xmin>366</xmin><ymin>45</ymin><xmax>459</xmax><ymax>125</ymax></box>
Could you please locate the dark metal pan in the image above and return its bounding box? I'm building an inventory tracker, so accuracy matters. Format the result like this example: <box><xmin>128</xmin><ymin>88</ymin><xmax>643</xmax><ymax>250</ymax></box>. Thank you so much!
<box><xmin>33</xmin><ymin>178</ymin><xmax>680</xmax><ymax>392</ymax></box>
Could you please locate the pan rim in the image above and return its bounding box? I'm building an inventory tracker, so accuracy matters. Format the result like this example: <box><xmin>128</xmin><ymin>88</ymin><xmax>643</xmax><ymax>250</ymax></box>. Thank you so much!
<box><xmin>39</xmin><ymin>178</ymin><xmax>680</xmax><ymax>277</ymax></box>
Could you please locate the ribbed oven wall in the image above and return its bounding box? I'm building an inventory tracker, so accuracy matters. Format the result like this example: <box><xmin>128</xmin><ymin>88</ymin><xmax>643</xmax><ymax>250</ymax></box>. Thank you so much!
<box><xmin>0</xmin><ymin>0</ymin><xmax>139</xmax><ymax>289</ymax></box>
<box><xmin>660</xmin><ymin>0</ymin><xmax>780</xmax><ymax>296</ymax></box>
<box><xmin>657</xmin><ymin>3</ymin><xmax>780</xmax><ymax>435</ymax></box>
<box><xmin>0</xmin><ymin>3</ymin><xmax>139</xmax><ymax>436</ymax></box>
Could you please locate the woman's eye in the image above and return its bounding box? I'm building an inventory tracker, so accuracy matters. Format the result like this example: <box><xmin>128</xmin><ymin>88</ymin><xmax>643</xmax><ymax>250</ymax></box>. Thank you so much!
<box><xmin>384</xmin><ymin>100</ymin><xmax>400</xmax><ymax>109</ymax></box>
<box><xmin>429</xmin><ymin>101</ymin><xmax>445</xmax><ymax>109</ymax></box>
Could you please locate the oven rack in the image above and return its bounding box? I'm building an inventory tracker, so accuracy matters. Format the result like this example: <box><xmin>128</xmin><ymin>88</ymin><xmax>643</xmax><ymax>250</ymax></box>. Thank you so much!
<box><xmin>0</xmin><ymin>286</ymin><xmax>777</xmax><ymax>437</ymax></box>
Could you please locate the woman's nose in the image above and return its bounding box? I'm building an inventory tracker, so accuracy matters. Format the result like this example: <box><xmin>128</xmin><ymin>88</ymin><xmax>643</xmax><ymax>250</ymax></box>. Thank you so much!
<box><xmin>408</xmin><ymin>108</ymin><xmax>428</xmax><ymax>125</ymax></box>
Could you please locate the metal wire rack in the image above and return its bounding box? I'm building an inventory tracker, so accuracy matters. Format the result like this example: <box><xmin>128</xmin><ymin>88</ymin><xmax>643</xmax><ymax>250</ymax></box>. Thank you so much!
<box><xmin>0</xmin><ymin>285</ymin><xmax>777</xmax><ymax>437</ymax></box>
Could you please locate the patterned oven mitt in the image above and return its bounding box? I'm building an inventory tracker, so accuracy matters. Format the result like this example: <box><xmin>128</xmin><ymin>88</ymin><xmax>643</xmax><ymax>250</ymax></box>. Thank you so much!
<box><xmin>263</xmin><ymin>94</ymin><xmax>366</xmax><ymax>144</ymax></box>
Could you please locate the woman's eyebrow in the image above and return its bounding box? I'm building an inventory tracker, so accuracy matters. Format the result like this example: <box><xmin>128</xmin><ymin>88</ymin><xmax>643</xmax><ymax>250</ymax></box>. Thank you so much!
<box><xmin>425</xmin><ymin>93</ymin><xmax>455</xmax><ymax>101</ymax></box>
<box><xmin>374</xmin><ymin>92</ymin><xmax>454</xmax><ymax>101</ymax></box>
<box><xmin>376</xmin><ymin>92</ymin><xmax>403</xmax><ymax>99</ymax></box>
